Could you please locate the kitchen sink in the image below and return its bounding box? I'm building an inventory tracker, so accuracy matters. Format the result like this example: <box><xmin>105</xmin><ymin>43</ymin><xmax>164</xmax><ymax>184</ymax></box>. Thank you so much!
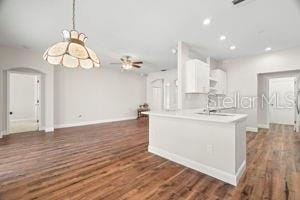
<box><xmin>196</xmin><ymin>112</ymin><xmax>233</xmax><ymax>117</ymax></box>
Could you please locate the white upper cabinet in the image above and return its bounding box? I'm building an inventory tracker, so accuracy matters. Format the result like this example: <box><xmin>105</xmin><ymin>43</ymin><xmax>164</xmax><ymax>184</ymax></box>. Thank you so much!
<box><xmin>210</xmin><ymin>69</ymin><xmax>227</xmax><ymax>95</ymax></box>
<box><xmin>185</xmin><ymin>59</ymin><xmax>210</xmax><ymax>93</ymax></box>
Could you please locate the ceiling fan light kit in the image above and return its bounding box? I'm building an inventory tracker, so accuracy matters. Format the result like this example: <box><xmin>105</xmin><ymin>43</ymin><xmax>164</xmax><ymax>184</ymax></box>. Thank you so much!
<box><xmin>110</xmin><ymin>56</ymin><xmax>143</xmax><ymax>70</ymax></box>
<box><xmin>122</xmin><ymin>63</ymin><xmax>133</xmax><ymax>70</ymax></box>
<box><xmin>43</xmin><ymin>0</ymin><xmax>100</xmax><ymax>69</ymax></box>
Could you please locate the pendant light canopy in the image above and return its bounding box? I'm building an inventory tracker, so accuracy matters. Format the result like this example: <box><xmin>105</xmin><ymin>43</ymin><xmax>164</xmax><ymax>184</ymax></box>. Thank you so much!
<box><xmin>43</xmin><ymin>0</ymin><xmax>100</xmax><ymax>69</ymax></box>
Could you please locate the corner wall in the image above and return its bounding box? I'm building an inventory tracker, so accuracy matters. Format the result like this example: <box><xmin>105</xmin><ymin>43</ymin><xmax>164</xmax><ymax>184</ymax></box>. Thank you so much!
<box><xmin>257</xmin><ymin>71</ymin><xmax>300</xmax><ymax>127</ymax></box>
<box><xmin>177</xmin><ymin>41</ymin><xmax>209</xmax><ymax>110</ymax></box>
<box><xmin>54</xmin><ymin>67</ymin><xmax>146</xmax><ymax>128</ymax></box>
<box><xmin>146</xmin><ymin>69</ymin><xmax>177</xmax><ymax>110</ymax></box>
<box><xmin>219</xmin><ymin>46</ymin><xmax>300</xmax><ymax>128</ymax></box>
<box><xmin>0</xmin><ymin>46</ymin><xmax>147</xmax><ymax>136</ymax></box>
<box><xmin>0</xmin><ymin>46</ymin><xmax>54</xmax><ymax>134</ymax></box>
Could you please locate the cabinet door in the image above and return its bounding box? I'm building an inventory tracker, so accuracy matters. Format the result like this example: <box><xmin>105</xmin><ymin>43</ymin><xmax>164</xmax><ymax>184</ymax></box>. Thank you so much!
<box><xmin>185</xmin><ymin>59</ymin><xmax>209</xmax><ymax>93</ymax></box>
<box><xmin>211</xmin><ymin>69</ymin><xmax>227</xmax><ymax>95</ymax></box>
<box><xmin>196</xmin><ymin>61</ymin><xmax>209</xmax><ymax>93</ymax></box>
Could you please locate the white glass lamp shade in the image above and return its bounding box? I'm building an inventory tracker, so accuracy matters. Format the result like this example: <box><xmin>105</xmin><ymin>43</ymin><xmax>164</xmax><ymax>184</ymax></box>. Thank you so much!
<box><xmin>43</xmin><ymin>30</ymin><xmax>100</xmax><ymax>69</ymax></box>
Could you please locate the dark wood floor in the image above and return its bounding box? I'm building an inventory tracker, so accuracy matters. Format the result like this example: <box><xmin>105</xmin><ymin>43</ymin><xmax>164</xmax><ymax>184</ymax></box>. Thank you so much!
<box><xmin>0</xmin><ymin>120</ymin><xmax>299</xmax><ymax>200</ymax></box>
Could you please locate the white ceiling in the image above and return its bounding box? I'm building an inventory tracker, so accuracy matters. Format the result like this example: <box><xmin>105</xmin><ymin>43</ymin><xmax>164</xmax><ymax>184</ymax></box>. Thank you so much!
<box><xmin>0</xmin><ymin>0</ymin><xmax>300</xmax><ymax>73</ymax></box>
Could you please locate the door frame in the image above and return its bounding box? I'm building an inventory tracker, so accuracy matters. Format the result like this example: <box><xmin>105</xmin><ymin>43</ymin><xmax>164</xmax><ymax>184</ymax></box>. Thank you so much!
<box><xmin>296</xmin><ymin>75</ymin><xmax>300</xmax><ymax>132</ymax></box>
<box><xmin>151</xmin><ymin>79</ymin><xmax>164</xmax><ymax>110</ymax></box>
<box><xmin>267</xmin><ymin>77</ymin><xmax>296</xmax><ymax>126</ymax></box>
<box><xmin>6</xmin><ymin>70</ymin><xmax>42</xmax><ymax>134</ymax></box>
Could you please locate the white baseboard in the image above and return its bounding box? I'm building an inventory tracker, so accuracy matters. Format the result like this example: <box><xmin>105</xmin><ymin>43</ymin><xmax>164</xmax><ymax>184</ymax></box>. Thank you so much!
<box><xmin>54</xmin><ymin>116</ymin><xmax>136</xmax><ymax>129</ymax></box>
<box><xmin>0</xmin><ymin>117</ymin><xmax>136</xmax><ymax>135</ymax></box>
<box><xmin>236</xmin><ymin>161</ymin><xmax>246</xmax><ymax>184</ymax></box>
<box><xmin>0</xmin><ymin>130</ymin><xmax>7</xmax><ymax>138</ymax></box>
<box><xmin>149</xmin><ymin>146</ymin><xmax>245</xmax><ymax>186</ymax></box>
<box><xmin>45</xmin><ymin>127</ymin><xmax>54</xmax><ymax>132</ymax></box>
<box><xmin>246</xmin><ymin>127</ymin><xmax>258</xmax><ymax>132</ymax></box>
<box><xmin>11</xmin><ymin>118</ymin><xmax>36</xmax><ymax>122</ymax></box>
<box><xmin>258</xmin><ymin>124</ymin><xmax>269</xmax><ymax>129</ymax></box>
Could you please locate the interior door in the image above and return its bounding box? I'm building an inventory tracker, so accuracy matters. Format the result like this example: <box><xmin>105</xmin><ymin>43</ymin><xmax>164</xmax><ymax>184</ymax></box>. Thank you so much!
<box><xmin>269</xmin><ymin>77</ymin><xmax>295</xmax><ymax>125</ymax></box>
<box><xmin>9</xmin><ymin>73</ymin><xmax>39</xmax><ymax>134</ymax></box>
<box><xmin>296</xmin><ymin>76</ymin><xmax>300</xmax><ymax>132</ymax></box>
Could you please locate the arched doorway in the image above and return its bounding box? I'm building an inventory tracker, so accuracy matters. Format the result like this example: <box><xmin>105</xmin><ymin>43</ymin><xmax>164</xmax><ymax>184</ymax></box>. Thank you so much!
<box><xmin>151</xmin><ymin>79</ymin><xmax>164</xmax><ymax>110</ymax></box>
<box><xmin>1</xmin><ymin>67</ymin><xmax>46</xmax><ymax>136</ymax></box>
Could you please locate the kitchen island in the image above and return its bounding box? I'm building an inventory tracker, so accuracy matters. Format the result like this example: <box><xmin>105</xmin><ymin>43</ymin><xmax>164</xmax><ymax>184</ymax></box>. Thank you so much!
<box><xmin>143</xmin><ymin>110</ymin><xmax>247</xmax><ymax>186</ymax></box>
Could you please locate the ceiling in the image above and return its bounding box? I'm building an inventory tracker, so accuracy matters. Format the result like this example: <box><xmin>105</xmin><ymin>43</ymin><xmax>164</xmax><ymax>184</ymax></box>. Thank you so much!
<box><xmin>0</xmin><ymin>0</ymin><xmax>300</xmax><ymax>73</ymax></box>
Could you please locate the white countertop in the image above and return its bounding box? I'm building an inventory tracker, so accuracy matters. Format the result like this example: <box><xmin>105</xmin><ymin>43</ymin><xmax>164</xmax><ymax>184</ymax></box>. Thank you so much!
<box><xmin>143</xmin><ymin>109</ymin><xmax>247</xmax><ymax>123</ymax></box>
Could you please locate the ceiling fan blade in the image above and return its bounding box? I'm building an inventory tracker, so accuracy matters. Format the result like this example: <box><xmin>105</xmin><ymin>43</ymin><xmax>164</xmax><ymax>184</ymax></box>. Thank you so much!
<box><xmin>133</xmin><ymin>61</ymin><xmax>143</xmax><ymax>65</ymax></box>
<box><xmin>132</xmin><ymin>65</ymin><xmax>141</xmax><ymax>68</ymax></box>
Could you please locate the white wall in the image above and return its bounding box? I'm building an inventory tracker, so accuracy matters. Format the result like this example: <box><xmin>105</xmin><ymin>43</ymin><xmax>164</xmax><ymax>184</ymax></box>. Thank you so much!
<box><xmin>147</xmin><ymin>69</ymin><xmax>177</xmax><ymax>110</ymax></box>
<box><xmin>9</xmin><ymin>73</ymin><xmax>37</xmax><ymax>121</ymax></box>
<box><xmin>0</xmin><ymin>46</ymin><xmax>54</xmax><ymax>136</ymax></box>
<box><xmin>148</xmin><ymin>115</ymin><xmax>246</xmax><ymax>186</ymax></box>
<box><xmin>177</xmin><ymin>41</ymin><xmax>209</xmax><ymax>110</ymax></box>
<box><xmin>0</xmin><ymin>46</ymin><xmax>146</xmax><ymax>137</ymax></box>
<box><xmin>219</xmin><ymin>46</ymin><xmax>300</xmax><ymax>128</ymax></box>
<box><xmin>54</xmin><ymin>67</ymin><xmax>146</xmax><ymax>127</ymax></box>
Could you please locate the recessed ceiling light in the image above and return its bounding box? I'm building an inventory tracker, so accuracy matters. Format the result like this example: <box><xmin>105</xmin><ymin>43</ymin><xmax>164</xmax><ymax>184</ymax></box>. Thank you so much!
<box><xmin>230</xmin><ymin>46</ymin><xmax>236</xmax><ymax>50</ymax></box>
<box><xmin>220</xmin><ymin>35</ymin><xmax>226</xmax><ymax>41</ymax></box>
<box><xmin>203</xmin><ymin>18</ymin><xmax>211</xmax><ymax>25</ymax></box>
<box><xmin>265</xmin><ymin>47</ymin><xmax>272</xmax><ymax>52</ymax></box>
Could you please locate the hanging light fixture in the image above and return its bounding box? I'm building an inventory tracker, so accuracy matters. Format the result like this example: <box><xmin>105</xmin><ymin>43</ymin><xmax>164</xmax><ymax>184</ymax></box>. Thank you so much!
<box><xmin>43</xmin><ymin>0</ymin><xmax>100</xmax><ymax>69</ymax></box>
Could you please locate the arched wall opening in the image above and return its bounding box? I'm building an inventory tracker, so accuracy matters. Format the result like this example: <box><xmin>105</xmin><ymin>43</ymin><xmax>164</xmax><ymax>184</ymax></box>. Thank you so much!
<box><xmin>1</xmin><ymin>67</ymin><xmax>47</xmax><ymax>137</ymax></box>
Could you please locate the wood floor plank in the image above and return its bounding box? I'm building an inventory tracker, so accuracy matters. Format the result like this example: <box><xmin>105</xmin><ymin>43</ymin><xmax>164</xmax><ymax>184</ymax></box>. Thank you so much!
<box><xmin>0</xmin><ymin>120</ymin><xmax>299</xmax><ymax>200</ymax></box>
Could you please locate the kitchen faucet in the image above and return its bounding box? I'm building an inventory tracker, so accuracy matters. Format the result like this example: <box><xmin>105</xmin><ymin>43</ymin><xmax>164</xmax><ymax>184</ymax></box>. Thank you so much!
<box><xmin>206</xmin><ymin>91</ymin><xmax>217</xmax><ymax>115</ymax></box>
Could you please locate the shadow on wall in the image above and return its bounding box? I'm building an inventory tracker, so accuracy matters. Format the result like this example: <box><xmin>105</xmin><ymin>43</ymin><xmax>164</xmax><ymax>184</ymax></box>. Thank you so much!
<box><xmin>294</xmin><ymin>0</ymin><xmax>300</xmax><ymax>9</ymax></box>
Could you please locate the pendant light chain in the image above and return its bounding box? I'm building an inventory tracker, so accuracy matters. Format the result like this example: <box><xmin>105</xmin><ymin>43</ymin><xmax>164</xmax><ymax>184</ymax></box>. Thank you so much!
<box><xmin>43</xmin><ymin>0</ymin><xmax>100</xmax><ymax>68</ymax></box>
<box><xmin>72</xmin><ymin>0</ymin><xmax>76</xmax><ymax>30</ymax></box>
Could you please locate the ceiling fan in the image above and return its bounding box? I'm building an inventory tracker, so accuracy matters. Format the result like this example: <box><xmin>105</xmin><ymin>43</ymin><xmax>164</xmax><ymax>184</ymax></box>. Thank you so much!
<box><xmin>110</xmin><ymin>56</ymin><xmax>143</xmax><ymax>70</ymax></box>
